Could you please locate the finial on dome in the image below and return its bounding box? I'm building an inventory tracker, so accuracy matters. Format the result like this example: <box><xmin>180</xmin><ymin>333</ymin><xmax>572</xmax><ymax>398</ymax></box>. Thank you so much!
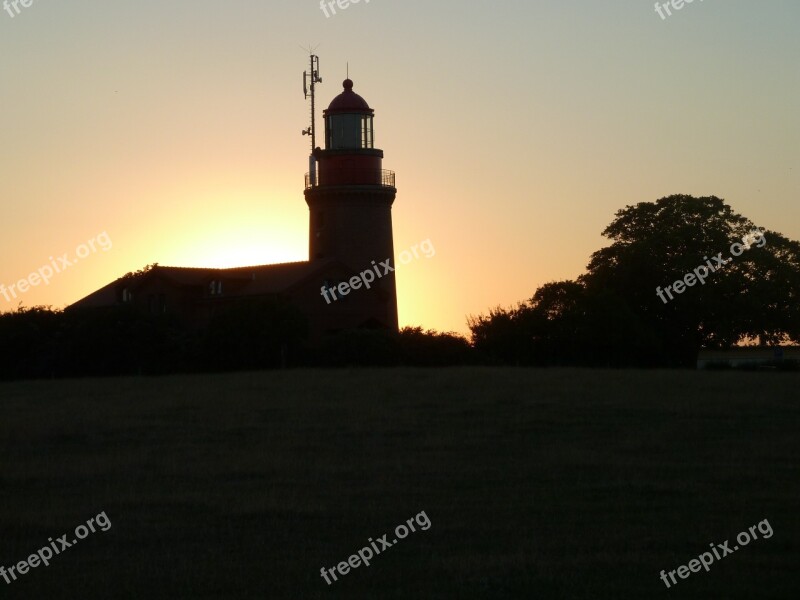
<box><xmin>326</xmin><ymin>78</ymin><xmax>371</xmax><ymax>113</ymax></box>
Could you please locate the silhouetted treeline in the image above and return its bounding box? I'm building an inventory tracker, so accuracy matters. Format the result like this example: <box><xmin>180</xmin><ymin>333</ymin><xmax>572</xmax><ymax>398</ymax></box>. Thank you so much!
<box><xmin>0</xmin><ymin>303</ymin><xmax>475</xmax><ymax>380</ymax></box>
<box><xmin>3</xmin><ymin>195</ymin><xmax>798</xmax><ymax>379</ymax></box>
<box><xmin>312</xmin><ymin>326</ymin><xmax>476</xmax><ymax>367</ymax></box>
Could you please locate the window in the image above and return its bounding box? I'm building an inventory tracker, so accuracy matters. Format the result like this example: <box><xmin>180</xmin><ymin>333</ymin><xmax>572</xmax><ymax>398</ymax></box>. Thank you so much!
<box><xmin>122</xmin><ymin>288</ymin><xmax>133</xmax><ymax>303</ymax></box>
<box><xmin>327</xmin><ymin>114</ymin><xmax>363</xmax><ymax>149</ymax></box>
<box><xmin>209</xmin><ymin>280</ymin><xmax>223</xmax><ymax>296</ymax></box>
<box><xmin>361</xmin><ymin>115</ymin><xmax>373</xmax><ymax>148</ymax></box>
<box><xmin>322</xmin><ymin>279</ymin><xmax>350</xmax><ymax>301</ymax></box>
<box><xmin>147</xmin><ymin>294</ymin><xmax>167</xmax><ymax>314</ymax></box>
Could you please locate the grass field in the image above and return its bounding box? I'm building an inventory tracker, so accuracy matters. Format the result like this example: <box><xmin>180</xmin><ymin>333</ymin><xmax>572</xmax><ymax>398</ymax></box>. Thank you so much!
<box><xmin>0</xmin><ymin>368</ymin><xmax>798</xmax><ymax>599</ymax></box>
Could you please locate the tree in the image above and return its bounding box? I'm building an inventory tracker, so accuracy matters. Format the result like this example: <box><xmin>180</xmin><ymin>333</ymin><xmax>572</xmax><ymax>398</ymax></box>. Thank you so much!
<box><xmin>397</xmin><ymin>326</ymin><xmax>474</xmax><ymax>366</ymax></box>
<box><xmin>470</xmin><ymin>195</ymin><xmax>800</xmax><ymax>367</ymax></box>
<box><xmin>582</xmin><ymin>194</ymin><xmax>800</xmax><ymax>365</ymax></box>
<box><xmin>468</xmin><ymin>303</ymin><xmax>533</xmax><ymax>365</ymax></box>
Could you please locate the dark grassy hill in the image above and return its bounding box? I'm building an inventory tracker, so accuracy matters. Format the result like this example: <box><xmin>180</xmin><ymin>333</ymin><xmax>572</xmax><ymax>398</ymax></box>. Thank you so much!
<box><xmin>0</xmin><ymin>368</ymin><xmax>797</xmax><ymax>599</ymax></box>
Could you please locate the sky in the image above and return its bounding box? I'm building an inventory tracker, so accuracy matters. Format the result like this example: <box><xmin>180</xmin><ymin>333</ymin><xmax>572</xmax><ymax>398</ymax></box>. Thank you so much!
<box><xmin>1</xmin><ymin>0</ymin><xmax>798</xmax><ymax>336</ymax></box>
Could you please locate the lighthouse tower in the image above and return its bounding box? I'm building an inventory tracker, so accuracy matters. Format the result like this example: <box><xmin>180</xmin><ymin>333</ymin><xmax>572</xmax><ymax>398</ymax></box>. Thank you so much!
<box><xmin>304</xmin><ymin>78</ymin><xmax>398</xmax><ymax>330</ymax></box>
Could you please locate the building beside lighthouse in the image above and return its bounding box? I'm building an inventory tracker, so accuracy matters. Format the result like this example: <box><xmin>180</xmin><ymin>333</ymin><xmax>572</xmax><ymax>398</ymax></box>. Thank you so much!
<box><xmin>71</xmin><ymin>76</ymin><xmax>399</xmax><ymax>344</ymax></box>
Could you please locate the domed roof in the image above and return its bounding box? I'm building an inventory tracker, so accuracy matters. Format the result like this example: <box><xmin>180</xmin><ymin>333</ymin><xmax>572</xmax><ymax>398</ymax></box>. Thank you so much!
<box><xmin>325</xmin><ymin>79</ymin><xmax>373</xmax><ymax>115</ymax></box>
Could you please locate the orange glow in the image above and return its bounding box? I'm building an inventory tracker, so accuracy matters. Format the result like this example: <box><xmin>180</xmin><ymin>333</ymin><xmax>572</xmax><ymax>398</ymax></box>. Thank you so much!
<box><xmin>1</xmin><ymin>2</ymin><xmax>798</xmax><ymax>338</ymax></box>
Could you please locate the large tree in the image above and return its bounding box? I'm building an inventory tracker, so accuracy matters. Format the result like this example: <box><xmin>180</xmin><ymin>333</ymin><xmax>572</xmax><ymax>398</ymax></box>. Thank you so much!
<box><xmin>470</xmin><ymin>195</ymin><xmax>800</xmax><ymax>367</ymax></box>
<box><xmin>582</xmin><ymin>195</ymin><xmax>800</xmax><ymax>364</ymax></box>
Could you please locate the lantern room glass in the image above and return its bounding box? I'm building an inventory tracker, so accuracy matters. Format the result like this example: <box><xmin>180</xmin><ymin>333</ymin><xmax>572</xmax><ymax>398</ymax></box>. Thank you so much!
<box><xmin>327</xmin><ymin>114</ymin><xmax>374</xmax><ymax>150</ymax></box>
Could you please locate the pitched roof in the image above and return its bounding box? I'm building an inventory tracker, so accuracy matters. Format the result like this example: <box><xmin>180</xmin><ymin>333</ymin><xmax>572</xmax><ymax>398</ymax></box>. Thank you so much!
<box><xmin>70</xmin><ymin>259</ymin><xmax>341</xmax><ymax>308</ymax></box>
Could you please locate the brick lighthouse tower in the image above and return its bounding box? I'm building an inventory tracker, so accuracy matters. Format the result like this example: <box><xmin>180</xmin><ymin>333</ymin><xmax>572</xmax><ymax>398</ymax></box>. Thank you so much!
<box><xmin>303</xmin><ymin>65</ymin><xmax>398</xmax><ymax>331</ymax></box>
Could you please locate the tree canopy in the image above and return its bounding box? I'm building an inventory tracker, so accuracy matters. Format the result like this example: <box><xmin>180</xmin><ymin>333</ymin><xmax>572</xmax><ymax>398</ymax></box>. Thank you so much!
<box><xmin>470</xmin><ymin>195</ymin><xmax>800</xmax><ymax>367</ymax></box>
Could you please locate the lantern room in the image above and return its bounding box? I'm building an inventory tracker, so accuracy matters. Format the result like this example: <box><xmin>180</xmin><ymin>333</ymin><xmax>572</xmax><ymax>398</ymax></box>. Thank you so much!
<box><xmin>323</xmin><ymin>79</ymin><xmax>375</xmax><ymax>150</ymax></box>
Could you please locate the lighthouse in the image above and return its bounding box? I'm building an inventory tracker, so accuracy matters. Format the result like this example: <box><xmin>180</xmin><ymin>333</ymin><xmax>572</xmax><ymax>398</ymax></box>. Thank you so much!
<box><xmin>304</xmin><ymin>76</ymin><xmax>398</xmax><ymax>331</ymax></box>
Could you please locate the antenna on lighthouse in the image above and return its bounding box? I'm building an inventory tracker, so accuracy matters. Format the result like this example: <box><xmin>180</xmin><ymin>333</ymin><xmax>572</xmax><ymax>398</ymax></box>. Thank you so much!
<box><xmin>301</xmin><ymin>49</ymin><xmax>322</xmax><ymax>152</ymax></box>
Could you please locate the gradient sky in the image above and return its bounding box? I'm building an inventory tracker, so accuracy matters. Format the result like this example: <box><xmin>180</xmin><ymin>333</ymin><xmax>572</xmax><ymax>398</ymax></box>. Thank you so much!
<box><xmin>1</xmin><ymin>0</ymin><xmax>798</xmax><ymax>335</ymax></box>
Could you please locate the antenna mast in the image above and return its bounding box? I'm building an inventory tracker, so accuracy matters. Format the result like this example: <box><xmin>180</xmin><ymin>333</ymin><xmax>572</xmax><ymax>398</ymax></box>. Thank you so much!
<box><xmin>302</xmin><ymin>53</ymin><xmax>322</xmax><ymax>152</ymax></box>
